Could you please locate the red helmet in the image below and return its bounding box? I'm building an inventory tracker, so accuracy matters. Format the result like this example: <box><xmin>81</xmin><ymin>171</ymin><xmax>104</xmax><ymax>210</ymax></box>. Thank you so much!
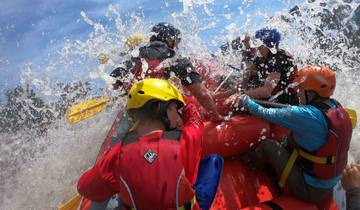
<box><xmin>294</xmin><ymin>65</ymin><xmax>336</xmax><ymax>97</ymax></box>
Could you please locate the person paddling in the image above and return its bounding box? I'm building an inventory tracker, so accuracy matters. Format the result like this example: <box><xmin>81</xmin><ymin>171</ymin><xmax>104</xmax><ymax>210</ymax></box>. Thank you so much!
<box><xmin>77</xmin><ymin>78</ymin><xmax>223</xmax><ymax>210</ymax></box>
<box><xmin>110</xmin><ymin>22</ymin><xmax>224</xmax><ymax>121</ymax></box>
<box><xmin>236</xmin><ymin>66</ymin><xmax>352</xmax><ymax>203</ymax></box>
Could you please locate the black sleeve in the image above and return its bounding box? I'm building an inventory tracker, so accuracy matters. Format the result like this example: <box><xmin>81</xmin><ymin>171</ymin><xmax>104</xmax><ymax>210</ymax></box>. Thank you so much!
<box><xmin>168</xmin><ymin>58</ymin><xmax>202</xmax><ymax>86</ymax></box>
<box><xmin>346</xmin><ymin>188</ymin><xmax>360</xmax><ymax>210</ymax></box>
<box><xmin>109</xmin><ymin>59</ymin><xmax>134</xmax><ymax>85</ymax></box>
<box><xmin>110</xmin><ymin>67</ymin><xmax>128</xmax><ymax>85</ymax></box>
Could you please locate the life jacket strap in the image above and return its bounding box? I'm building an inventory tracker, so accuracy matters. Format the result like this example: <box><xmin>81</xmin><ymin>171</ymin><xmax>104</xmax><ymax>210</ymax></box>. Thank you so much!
<box><xmin>278</xmin><ymin>149</ymin><xmax>298</xmax><ymax>187</ymax></box>
<box><xmin>262</xmin><ymin>200</ymin><xmax>283</xmax><ymax>210</ymax></box>
<box><xmin>278</xmin><ymin>148</ymin><xmax>336</xmax><ymax>187</ymax></box>
<box><xmin>298</xmin><ymin>149</ymin><xmax>336</xmax><ymax>164</ymax></box>
<box><xmin>178</xmin><ymin>195</ymin><xmax>197</xmax><ymax>210</ymax></box>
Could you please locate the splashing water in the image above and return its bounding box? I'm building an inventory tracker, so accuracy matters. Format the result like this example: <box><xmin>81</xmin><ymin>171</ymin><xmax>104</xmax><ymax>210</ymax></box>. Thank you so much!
<box><xmin>1</xmin><ymin>0</ymin><xmax>359</xmax><ymax>209</ymax></box>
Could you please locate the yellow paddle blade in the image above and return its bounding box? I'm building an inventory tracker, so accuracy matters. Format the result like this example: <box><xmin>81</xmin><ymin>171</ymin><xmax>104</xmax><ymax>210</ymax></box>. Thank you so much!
<box><xmin>59</xmin><ymin>194</ymin><xmax>82</xmax><ymax>210</ymax></box>
<box><xmin>345</xmin><ymin>108</ymin><xmax>357</xmax><ymax>129</ymax></box>
<box><xmin>66</xmin><ymin>98</ymin><xmax>110</xmax><ymax>124</ymax></box>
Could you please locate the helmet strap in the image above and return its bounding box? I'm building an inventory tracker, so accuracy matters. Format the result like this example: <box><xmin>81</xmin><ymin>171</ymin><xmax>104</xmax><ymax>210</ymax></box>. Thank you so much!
<box><xmin>305</xmin><ymin>90</ymin><xmax>321</xmax><ymax>104</ymax></box>
<box><xmin>165</xmin><ymin>38</ymin><xmax>175</xmax><ymax>49</ymax></box>
<box><xmin>157</xmin><ymin>101</ymin><xmax>172</xmax><ymax>130</ymax></box>
<box><xmin>305</xmin><ymin>90</ymin><xmax>309</xmax><ymax>104</ymax></box>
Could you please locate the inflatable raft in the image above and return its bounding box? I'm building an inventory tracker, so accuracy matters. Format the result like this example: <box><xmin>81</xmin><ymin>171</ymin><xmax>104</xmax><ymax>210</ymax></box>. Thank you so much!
<box><xmin>72</xmin><ymin>58</ymin><xmax>342</xmax><ymax>209</ymax></box>
<box><xmin>77</xmin><ymin>108</ymin><xmax>339</xmax><ymax>210</ymax></box>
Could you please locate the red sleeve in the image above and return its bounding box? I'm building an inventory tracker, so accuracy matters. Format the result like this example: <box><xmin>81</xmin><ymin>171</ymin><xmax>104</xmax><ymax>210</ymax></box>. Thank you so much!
<box><xmin>77</xmin><ymin>144</ymin><xmax>123</xmax><ymax>202</ymax></box>
<box><xmin>180</xmin><ymin>100</ymin><xmax>204</xmax><ymax>184</ymax></box>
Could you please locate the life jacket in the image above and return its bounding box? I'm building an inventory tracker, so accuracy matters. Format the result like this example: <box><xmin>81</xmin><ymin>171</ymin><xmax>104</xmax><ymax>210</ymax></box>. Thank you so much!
<box><xmin>250</xmin><ymin>49</ymin><xmax>299</xmax><ymax>105</ymax></box>
<box><xmin>279</xmin><ymin>99</ymin><xmax>352</xmax><ymax>187</ymax></box>
<box><xmin>117</xmin><ymin>130</ymin><xmax>198</xmax><ymax>210</ymax></box>
<box><xmin>133</xmin><ymin>58</ymin><xmax>168</xmax><ymax>81</ymax></box>
<box><xmin>131</xmin><ymin>41</ymin><xmax>175</xmax><ymax>82</ymax></box>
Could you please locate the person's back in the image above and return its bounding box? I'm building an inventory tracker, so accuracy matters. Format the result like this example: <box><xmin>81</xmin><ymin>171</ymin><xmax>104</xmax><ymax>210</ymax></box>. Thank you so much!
<box><xmin>77</xmin><ymin>78</ymin><xmax>223</xmax><ymax>210</ymax></box>
<box><xmin>112</xmin><ymin>129</ymin><xmax>198</xmax><ymax>210</ymax></box>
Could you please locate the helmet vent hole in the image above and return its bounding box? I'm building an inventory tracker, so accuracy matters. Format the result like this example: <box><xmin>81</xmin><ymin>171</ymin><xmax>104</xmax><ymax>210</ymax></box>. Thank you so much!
<box><xmin>138</xmin><ymin>90</ymin><xmax>145</xmax><ymax>94</ymax></box>
<box><xmin>321</xmin><ymin>84</ymin><xmax>327</xmax><ymax>88</ymax></box>
<box><xmin>128</xmin><ymin>94</ymin><xmax>132</xmax><ymax>98</ymax></box>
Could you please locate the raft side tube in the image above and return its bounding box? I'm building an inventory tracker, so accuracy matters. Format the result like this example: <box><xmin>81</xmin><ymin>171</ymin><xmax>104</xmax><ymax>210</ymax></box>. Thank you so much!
<box><xmin>202</xmin><ymin>115</ymin><xmax>272</xmax><ymax>157</ymax></box>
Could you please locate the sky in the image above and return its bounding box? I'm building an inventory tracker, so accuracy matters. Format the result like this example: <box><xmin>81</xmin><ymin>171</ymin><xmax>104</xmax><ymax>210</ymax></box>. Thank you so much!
<box><xmin>0</xmin><ymin>0</ymin><xmax>302</xmax><ymax>101</ymax></box>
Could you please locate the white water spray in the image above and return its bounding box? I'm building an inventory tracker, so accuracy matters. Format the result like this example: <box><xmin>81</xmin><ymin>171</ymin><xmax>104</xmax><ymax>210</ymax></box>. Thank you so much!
<box><xmin>1</xmin><ymin>0</ymin><xmax>359</xmax><ymax>209</ymax></box>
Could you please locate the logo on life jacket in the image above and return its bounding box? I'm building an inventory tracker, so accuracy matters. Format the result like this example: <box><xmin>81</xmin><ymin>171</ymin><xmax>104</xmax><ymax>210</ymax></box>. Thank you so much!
<box><xmin>144</xmin><ymin>149</ymin><xmax>158</xmax><ymax>164</ymax></box>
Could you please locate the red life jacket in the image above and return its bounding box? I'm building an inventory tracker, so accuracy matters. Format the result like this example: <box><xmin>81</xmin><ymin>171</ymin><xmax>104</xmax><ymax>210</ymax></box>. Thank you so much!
<box><xmin>298</xmin><ymin>100</ymin><xmax>352</xmax><ymax>179</ymax></box>
<box><xmin>279</xmin><ymin>99</ymin><xmax>352</xmax><ymax>187</ymax></box>
<box><xmin>117</xmin><ymin>131</ymin><xmax>197</xmax><ymax>210</ymax></box>
<box><xmin>133</xmin><ymin>58</ymin><xmax>167</xmax><ymax>81</ymax></box>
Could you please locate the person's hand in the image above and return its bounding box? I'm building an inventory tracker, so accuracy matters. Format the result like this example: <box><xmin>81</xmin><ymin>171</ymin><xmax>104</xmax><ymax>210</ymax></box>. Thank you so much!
<box><xmin>236</xmin><ymin>94</ymin><xmax>250</xmax><ymax>108</ymax></box>
<box><xmin>341</xmin><ymin>164</ymin><xmax>360</xmax><ymax>191</ymax></box>
<box><xmin>242</xmin><ymin>35</ymin><xmax>251</xmax><ymax>49</ymax></box>
<box><xmin>224</xmin><ymin>93</ymin><xmax>240</xmax><ymax>106</ymax></box>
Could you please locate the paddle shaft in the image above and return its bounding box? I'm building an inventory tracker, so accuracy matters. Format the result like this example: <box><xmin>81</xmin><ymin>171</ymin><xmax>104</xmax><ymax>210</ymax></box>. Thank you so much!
<box><xmin>254</xmin><ymin>99</ymin><xmax>289</xmax><ymax>108</ymax></box>
<box><xmin>214</xmin><ymin>64</ymin><xmax>243</xmax><ymax>93</ymax></box>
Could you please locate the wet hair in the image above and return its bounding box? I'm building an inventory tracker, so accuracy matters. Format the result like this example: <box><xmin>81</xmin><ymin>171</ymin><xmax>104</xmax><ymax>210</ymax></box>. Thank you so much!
<box><xmin>128</xmin><ymin>100</ymin><xmax>171</xmax><ymax>129</ymax></box>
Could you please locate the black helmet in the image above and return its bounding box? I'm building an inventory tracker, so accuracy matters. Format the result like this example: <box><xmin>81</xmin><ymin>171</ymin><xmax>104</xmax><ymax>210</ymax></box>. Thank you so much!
<box><xmin>150</xmin><ymin>22</ymin><xmax>181</xmax><ymax>43</ymax></box>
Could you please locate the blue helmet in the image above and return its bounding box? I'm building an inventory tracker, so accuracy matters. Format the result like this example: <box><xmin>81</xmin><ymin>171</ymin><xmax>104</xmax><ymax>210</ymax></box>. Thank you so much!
<box><xmin>150</xmin><ymin>22</ymin><xmax>181</xmax><ymax>43</ymax></box>
<box><xmin>255</xmin><ymin>28</ymin><xmax>281</xmax><ymax>48</ymax></box>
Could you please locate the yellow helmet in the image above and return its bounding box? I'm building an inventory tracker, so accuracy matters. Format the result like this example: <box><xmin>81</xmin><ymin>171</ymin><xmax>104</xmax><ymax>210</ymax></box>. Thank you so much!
<box><xmin>124</xmin><ymin>33</ymin><xmax>145</xmax><ymax>49</ymax></box>
<box><xmin>127</xmin><ymin>78</ymin><xmax>185</xmax><ymax>110</ymax></box>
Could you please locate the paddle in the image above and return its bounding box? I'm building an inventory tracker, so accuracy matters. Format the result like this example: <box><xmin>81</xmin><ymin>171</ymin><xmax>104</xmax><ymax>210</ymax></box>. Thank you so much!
<box><xmin>66</xmin><ymin>98</ymin><xmax>110</xmax><ymax>124</ymax></box>
<box><xmin>66</xmin><ymin>92</ymin><xmax>128</xmax><ymax>124</ymax></box>
<box><xmin>345</xmin><ymin>108</ymin><xmax>357</xmax><ymax>129</ymax></box>
<box><xmin>255</xmin><ymin>100</ymin><xmax>357</xmax><ymax>129</ymax></box>
<box><xmin>59</xmin><ymin>193</ymin><xmax>82</xmax><ymax>210</ymax></box>
<box><xmin>254</xmin><ymin>99</ymin><xmax>289</xmax><ymax>108</ymax></box>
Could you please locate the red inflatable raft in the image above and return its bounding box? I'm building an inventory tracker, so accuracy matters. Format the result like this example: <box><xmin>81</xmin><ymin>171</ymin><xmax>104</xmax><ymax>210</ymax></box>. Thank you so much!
<box><xmin>77</xmin><ymin>108</ymin><xmax>339</xmax><ymax>210</ymax></box>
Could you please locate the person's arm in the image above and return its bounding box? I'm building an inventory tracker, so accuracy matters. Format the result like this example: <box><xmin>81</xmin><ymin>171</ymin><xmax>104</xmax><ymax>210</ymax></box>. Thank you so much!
<box><xmin>342</xmin><ymin>164</ymin><xmax>360</xmax><ymax>210</ymax></box>
<box><xmin>171</xmin><ymin>58</ymin><xmax>224</xmax><ymax>121</ymax></box>
<box><xmin>240</xmin><ymin>64</ymin><xmax>256</xmax><ymax>89</ymax></box>
<box><xmin>110</xmin><ymin>59</ymin><xmax>135</xmax><ymax>90</ymax></box>
<box><xmin>110</xmin><ymin>67</ymin><xmax>128</xmax><ymax>90</ymax></box>
<box><xmin>186</xmin><ymin>83</ymin><xmax>223</xmax><ymax>121</ymax></box>
<box><xmin>245</xmin><ymin>72</ymin><xmax>281</xmax><ymax>99</ymax></box>
<box><xmin>243</xmin><ymin>98</ymin><xmax>323</xmax><ymax>133</ymax></box>
<box><xmin>180</xmin><ymin>98</ymin><xmax>204</xmax><ymax>184</ymax></box>
<box><xmin>77</xmin><ymin>144</ymin><xmax>122</xmax><ymax>202</ymax></box>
